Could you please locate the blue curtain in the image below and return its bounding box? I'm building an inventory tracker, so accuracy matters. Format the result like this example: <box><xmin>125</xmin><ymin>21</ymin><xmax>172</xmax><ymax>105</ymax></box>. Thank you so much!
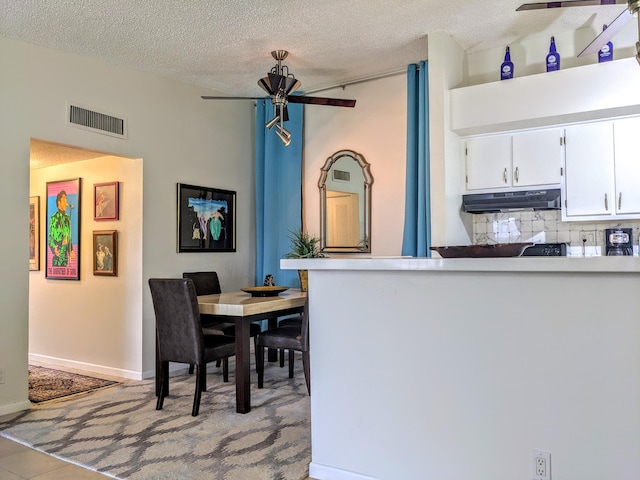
<box><xmin>255</xmin><ymin>99</ymin><xmax>304</xmax><ymax>288</ymax></box>
<box><xmin>401</xmin><ymin>61</ymin><xmax>431</xmax><ymax>257</ymax></box>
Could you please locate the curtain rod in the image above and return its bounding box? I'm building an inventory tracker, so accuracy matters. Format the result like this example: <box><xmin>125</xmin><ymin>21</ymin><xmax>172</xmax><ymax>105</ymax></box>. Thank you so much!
<box><xmin>303</xmin><ymin>67</ymin><xmax>408</xmax><ymax>95</ymax></box>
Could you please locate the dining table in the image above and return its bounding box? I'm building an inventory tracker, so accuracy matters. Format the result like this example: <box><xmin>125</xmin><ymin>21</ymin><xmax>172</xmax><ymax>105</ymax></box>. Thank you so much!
<box><xmin>197</xmin><ymin>288</ymin><xmax>306</xmax><ymax>413</ymax></box>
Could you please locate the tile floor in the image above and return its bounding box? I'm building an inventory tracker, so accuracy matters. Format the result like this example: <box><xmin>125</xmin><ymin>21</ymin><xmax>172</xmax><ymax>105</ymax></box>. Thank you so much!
<box><xmin>0</xmin><ymin>435</ymin><xmax>111</xmax><ymax>479</ymax></box>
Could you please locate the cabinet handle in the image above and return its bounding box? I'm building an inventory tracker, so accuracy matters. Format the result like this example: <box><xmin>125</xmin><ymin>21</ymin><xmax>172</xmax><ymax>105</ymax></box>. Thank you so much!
<box><xmin>503</xmin><ymin>168</ymin><xmax>508</xmax><ymax>184</ymax></box>
<box><xmin>618</xmin><ymin>192</ymin><xmax>622</xmax><ymax>210</ymax></box>
<box><xmin>514</xmin><ymin>166</ymin><xmax>519</xmax><ymax>183</ymax></box>
<box><xmin>604</xmin><ymin>193</ymin><xmax>608</xmax><ymax>211</ymax></box>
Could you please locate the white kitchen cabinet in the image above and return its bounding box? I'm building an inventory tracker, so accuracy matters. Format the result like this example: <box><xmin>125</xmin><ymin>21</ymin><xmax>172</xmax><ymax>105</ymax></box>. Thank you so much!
<box><xmin>511</xmin><ymin>129</ymin><xmax>563</xmax><ymax>187</ymax></box>
<box><xmin>613</xmin><ymin>117</ymin><xmax>640</xmax><ymax>215</ymax></box>
<box><xmin>564</xmin><ymin>122</ymin><xmax>614</xmax><ymax>218</ymax></box>
<box><xmin>464</xmin><ymin>129</ymin><xmax>562</xmax><ymax>191</ymax></box>
<box><xmin>563</xmin><ymin>118</ymin><xmax>640</xmax><ymax>220</ymax></box>
<box><xmin>464</xmin><ymin>135</ymin><xmax>511</xmax><ymax>190</ymax></box>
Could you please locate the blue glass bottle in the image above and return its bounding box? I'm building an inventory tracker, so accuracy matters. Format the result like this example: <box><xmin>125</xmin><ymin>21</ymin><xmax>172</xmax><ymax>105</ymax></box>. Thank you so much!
<box><xmin>598</xmin><ymin>25</ymin><xmax>613</xmax><ymax>63</ymax></box>
<box><xmin>546</xmin><ymin>36</ymin><xmax>560</xmax><ymax>72</ymax></box>
<box><xmin>501</xmin><ymin>46</ymin><xmax>514</xmax><ymax>80</ymax></box>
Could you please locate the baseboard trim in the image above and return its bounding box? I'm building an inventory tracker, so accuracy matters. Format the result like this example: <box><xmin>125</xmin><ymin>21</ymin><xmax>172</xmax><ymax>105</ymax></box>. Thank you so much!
<box><xmin>309</xmin><ymin>462</ymin><xmax>377</xmax><ymax>480</ymax></box>
<box><xmin>0</xmin><ymin>400</ymin><xmax>31</xmax><ymax>416</ymax></box>
<box><xmin>28</xmin><ymin>354</ymin><xmax>142</xmax><ymax>380</ymax></box>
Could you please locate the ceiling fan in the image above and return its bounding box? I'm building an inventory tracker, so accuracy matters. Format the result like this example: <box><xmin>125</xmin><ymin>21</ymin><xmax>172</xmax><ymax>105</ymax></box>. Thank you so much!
<box><xmin>202</xmin><ymin>50</ymin><xmax>356</xmax><ymax>146</ymax></box>
<box><xmin>516</xmin><ymin>0</ymin><xmax>640</xmax><ymax>59</ymax></box>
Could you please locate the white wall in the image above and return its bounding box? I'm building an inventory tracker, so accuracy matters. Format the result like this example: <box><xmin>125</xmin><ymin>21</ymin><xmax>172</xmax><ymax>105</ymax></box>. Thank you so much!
<box><xmin>304</xmin><ymin>263</ymin><xmax>640</xmax><ymax>480</ymax></box>
<box><xmin>0</xmin><ymin>35</ymin><xmax>255</xmax><ymax>412</ymax></box>
<box><xmin>427</xmin><ymin>31</ymin><xmax>470</xmax><ymax>248</ymax></box>
<box><xmin>304</xmin><ymin>75</ymin><xmax>408</xmax><ymax>256</ymax></box>
<box><xmin>29</xmin><ymin>155</ymin><xmax>143</xmax><ymax>378</ymax></box>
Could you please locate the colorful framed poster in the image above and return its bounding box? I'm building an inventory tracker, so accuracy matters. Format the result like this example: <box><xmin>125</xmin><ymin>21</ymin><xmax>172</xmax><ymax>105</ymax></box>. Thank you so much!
<box><xmin>94</xmin><ymin>181</ymin><xmax>119</xmax><ymax>220</ymax></box>
<box><xmin>46</xmin><ymin>178</ymin><xmax>81</xmax><ymax>280</ymax></box>
<box><xmin>93</xmin><ymin>230</ymin><xmax>117</xmax><ymax>276</ymax></box>
<box><xmin>29</xmin><ymin>196</ymin><xmax>40</xmax><ymax>271</ymax></box>
<box><xmin>177</xmin><ymin>183</ymin><xmax>236</xmax><ymax>252</ymax></box>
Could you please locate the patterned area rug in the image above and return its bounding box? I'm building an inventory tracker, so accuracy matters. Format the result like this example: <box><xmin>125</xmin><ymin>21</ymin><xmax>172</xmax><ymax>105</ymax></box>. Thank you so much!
<box><xmin>28</xmin><ymin>365</ymin><xmax>119</xmax><ymax>403</ymax></box>
<box><xmin>2</xmin><ymin>359</ymin><xmax>310</xmax><ymax>480</ymax></box>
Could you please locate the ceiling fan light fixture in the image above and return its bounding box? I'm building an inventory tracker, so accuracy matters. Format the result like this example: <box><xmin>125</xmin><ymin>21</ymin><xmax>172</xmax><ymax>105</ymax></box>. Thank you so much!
<box><xmin>265</xmin><ymin>115</ymin><xmax>280</xmax><ymax>129</ymax></box>
<box><xmin>277</xmin><ymin>124</ymin><xmax>291</xmax><ymax>139</ymax></box>
<box><xmin>276</xmin><ymin>127</ymin><xmax>292</xmax><ymax>146</ymax></box>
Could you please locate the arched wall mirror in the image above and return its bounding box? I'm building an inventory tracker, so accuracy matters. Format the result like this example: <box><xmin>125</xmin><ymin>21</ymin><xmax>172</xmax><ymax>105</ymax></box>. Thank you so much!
<box><xmin>319</xmin><ymin>149</ymin><xmax>373</xmax><ymax>253</ymax></box>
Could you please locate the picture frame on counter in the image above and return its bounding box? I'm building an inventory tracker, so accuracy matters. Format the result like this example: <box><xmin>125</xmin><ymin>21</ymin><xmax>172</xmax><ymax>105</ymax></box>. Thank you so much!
<box><xmin>177</xmin><ymin>183</ymin><xmax>236</xmax><ymax>252</ymax></box>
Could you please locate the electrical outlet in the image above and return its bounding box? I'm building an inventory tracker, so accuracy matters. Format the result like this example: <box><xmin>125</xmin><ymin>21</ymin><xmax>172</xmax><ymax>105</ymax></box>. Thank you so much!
<box><xmin>0</xmin><ymin>368</ymin><xmax>5</xmax><ymax>384</ymax></box>
<box><xmin>532</xmin><ymin>451</ymin><xmax>551</xmax><ymax>480</ymax></box>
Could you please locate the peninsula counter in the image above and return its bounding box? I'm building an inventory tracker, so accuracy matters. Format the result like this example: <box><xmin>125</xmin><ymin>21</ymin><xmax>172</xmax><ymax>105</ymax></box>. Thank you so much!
<box><xmin>282</xmin><ymin>257</ymin><xmax>640</xmax><ymax>480</ymax></box>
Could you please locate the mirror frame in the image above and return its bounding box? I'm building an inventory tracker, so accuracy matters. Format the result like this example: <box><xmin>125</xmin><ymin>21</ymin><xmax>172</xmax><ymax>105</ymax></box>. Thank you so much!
<box><xmin>318</xmin><ymin>149</ymin><xmax>373</xmax><ymax>253</ymax></box>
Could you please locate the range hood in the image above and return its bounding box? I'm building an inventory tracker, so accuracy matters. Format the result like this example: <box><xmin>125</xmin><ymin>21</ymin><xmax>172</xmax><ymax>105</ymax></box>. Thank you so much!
<box><xmin>462</xmin><ymin>188</ymin><xmax>561</xmax><ymax>214</ymax></box>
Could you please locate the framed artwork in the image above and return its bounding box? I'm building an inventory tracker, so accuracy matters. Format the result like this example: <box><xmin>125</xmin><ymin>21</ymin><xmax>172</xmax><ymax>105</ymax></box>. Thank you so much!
<box><xmin>46</xmin><ymin>178</ymin><xmax>81</xmax><ymax>280</ymax></box>
<box><xmin>29</xmin><ymin>196</ymin><xmax>40</xmax><ymax>271</ymax></box>
<box><xmin>177</xmin><ymin>183</ymin><xmax>236</xmax><ymax>252</ymax></box>
<box><xmin>93</xmin><ymin>230</ymin><xmax>117</xmax><ymax>276</ymax></box>
<box><xmin>94</xmin><ymin>181</ymin><xmax>119</xmax><ymax>220</ymax></box>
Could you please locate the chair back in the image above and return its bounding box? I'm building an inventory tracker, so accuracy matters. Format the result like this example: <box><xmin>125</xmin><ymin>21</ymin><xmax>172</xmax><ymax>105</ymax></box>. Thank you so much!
<box><xmin>183</xmin><ymin>271</ymin><xmax>222</xmax><ymax>296</ymax></box>
<box><xmin>300</xmin><ymin>297</ymin><xmax>310</xmax><ymax>350</ymax></box>
<box><xmin>149</xmin><ymin>278</ymin><xmax>203</xmax><ymax>364</ymax></box>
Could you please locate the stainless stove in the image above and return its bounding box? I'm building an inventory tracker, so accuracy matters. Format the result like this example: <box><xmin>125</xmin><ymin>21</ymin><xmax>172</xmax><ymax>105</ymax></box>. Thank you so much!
<box><xmin>521</xmin><ymin>243</ymin><xmax>567</xmax><ymax>256</ymax></box>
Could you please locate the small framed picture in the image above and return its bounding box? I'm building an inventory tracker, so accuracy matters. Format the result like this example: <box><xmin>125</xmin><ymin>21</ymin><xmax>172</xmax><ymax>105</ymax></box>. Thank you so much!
<box><xmin>177</xmin><ymin>183</ymin><xmax>236</xmax><ymax>252</ymax></box>
<box><xmin>30</xmin><ymin>196</ymin><xmax>40</xmax><ymax>271</ymax></box>
<box><xmin>93</xmin><ymin>230</ymin><xmax>117</xmax><ymax>276</ymax></box>
<box><xmin>94</xmin><ymin>182</ymin><xmax>119</xmax><ymax>220</ymax></box>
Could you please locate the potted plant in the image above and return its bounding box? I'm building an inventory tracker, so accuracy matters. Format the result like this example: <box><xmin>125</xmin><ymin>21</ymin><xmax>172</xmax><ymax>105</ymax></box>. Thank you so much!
<box><xmin>283</xmin><ymin>228</ymin><xmax>325</xmax><ymax>292</ymax></box>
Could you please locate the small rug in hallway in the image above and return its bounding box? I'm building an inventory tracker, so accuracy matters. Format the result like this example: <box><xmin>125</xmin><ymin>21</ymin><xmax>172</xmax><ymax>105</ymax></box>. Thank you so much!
<box><xmin>3</xmin><ymin>359</ymin><xmax>310</xmax><ymax>479</ymax></box>
<box><xmin>28</xmin><ymin>365</ymin><xmax>119</xmax><ymax>403</ymax></box>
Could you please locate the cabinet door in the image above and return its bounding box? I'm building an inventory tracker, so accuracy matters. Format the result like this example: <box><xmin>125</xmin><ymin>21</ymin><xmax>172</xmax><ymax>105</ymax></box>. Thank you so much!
<box><xmin>512</xmin><ymin>129</ymin><xmax>563</xmax><ymax>187</ymax></box>
<box><xmin>613</xmin><ymin>118</ymin><xmax>640</xmax><ymax>215</ymax></box>
<box><xmin>465</xmin><ymin>135</ymin><xmax>511</xmax><ymax>190</ymax></box>
<box><xmin>564</xmin><ymin>122</ymin><xmax>614</xmax><ymax>217</ymax></box>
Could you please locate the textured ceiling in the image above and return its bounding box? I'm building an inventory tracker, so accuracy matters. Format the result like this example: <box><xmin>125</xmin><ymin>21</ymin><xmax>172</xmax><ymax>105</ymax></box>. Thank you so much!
<box><xmin>30</xmin><ymin>139</ymin><xmax>123</xmax><ymax>170</ymax></box>
<box><xmin>2</xmin><ymin>0</ymin><xmax>634</xmax><ymax>97</ymax></box>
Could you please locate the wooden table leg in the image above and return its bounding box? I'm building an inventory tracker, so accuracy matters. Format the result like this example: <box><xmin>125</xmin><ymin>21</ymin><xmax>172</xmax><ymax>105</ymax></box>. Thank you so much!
<box><xmin>235</xmin><ymin>317</ymin><xmax>251</xmax><ymax>413</ymax></box>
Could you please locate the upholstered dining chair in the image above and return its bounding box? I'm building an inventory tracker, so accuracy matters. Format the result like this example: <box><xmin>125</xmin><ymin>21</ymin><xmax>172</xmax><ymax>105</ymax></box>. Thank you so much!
<box><xmin>182</xmin><ymin>271</ymin><xmax>261</xmax><ymax>372</ymax></box>
<box><xmin>255</xmin><ymin>297</ymin><xmax>310</xmax><ymax>395</ymax></box>
<box><xmin>276</xmin><ymin>315</ymin><xmax>302</xmax><ymax>368</ymax></box>
<box><xmin>149</xmin><ymin>278</ymin><xmax>236</xmax><ymax>416</ymax></box>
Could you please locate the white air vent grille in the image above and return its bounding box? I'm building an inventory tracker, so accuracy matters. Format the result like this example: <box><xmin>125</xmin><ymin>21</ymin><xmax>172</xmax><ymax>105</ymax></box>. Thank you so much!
<box><xmin>332</xmin><ymin>169</ymin><xmax>350</xmax><ymax>182</ymax></box>
<box><xmin>67</xmin><ymin>103</ymin><xmax>127</xmax><ymax>138</ymax></box>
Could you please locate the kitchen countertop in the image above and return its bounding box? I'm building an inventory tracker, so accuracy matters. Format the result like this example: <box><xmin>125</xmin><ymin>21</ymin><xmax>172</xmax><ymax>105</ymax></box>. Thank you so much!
<box><xmin>282</xmin><ymin>256</ymin><xmax>640</xmax><ymax>273</ymax></box>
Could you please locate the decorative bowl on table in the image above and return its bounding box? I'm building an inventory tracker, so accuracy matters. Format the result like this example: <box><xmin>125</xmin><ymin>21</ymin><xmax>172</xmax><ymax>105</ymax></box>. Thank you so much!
<box><xmin>430</xmin><ymin>243</ymin><xmax>534</xmax><ymax>258</ymax></box>
<box><xmin>240</xmin><ymin>286</ymin><xmax>289</xmax><ymax>297</ymax></box>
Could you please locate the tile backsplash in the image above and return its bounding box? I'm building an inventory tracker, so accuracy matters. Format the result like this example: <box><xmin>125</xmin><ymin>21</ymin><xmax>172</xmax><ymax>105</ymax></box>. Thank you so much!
<box><xmin>472</xmin><ymin>210</ymin><xmax>640</xmax><ymax>256</ymax></box>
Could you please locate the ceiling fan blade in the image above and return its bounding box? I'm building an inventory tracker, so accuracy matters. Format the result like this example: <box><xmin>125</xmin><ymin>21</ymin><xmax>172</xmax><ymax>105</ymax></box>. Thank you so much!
<box><xmin>517</xmin><ymin>0</ymin><xmax>626</xmax><ymax>11</ymax></box>
<box><xmin>578</xmin><ymin>7</ymin><xmax>633</xmax><ymax>56</ymax></box>
<box><xmin>201</xmin><ymin>96</ymin><xmax>263</xmax><ymax>100</ymax></box>
<box><xmin>287</xmin><ymin>96</ymin><xmax>356</xmax><ymax>107</ymax></box>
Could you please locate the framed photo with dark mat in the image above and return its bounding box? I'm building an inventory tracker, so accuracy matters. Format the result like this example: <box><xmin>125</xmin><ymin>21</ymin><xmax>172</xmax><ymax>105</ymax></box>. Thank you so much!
<box><xmin>177</xmin><ymin>183</ymin><xmax>236</xmax><ymax>252</ymax></box>
<box><xmin>94</xmin><ymin>181</ymin><xmax>119</xmax><ymax>220</ymax></box>
<box><xmin>29</xmin><ymin>196</ymin><xmax>40</xmax><ymax>271</ymax></box>
<box><xmin>46</xmin><ymin>178</ymin><xmax>81</xmax><ymax>280</ymax></box>
<box><xmin>93</xmin><ymin>230</ymin><xmax>117</xmax><ymax>276</ymax></box>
